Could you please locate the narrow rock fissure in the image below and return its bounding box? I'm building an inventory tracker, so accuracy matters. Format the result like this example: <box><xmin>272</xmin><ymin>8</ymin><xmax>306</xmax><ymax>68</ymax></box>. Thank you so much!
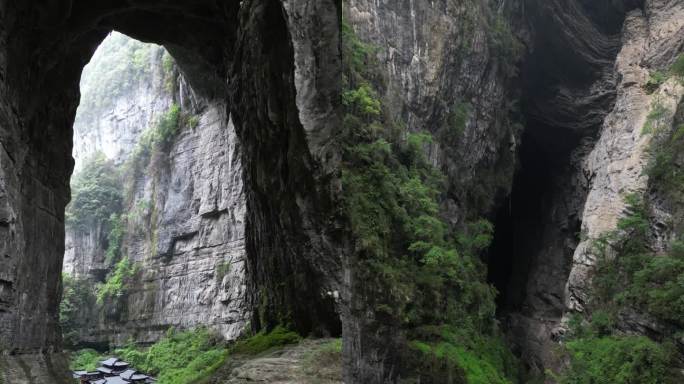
<box><xmin>488</xmin><ymin>121</ymin><xmax>583</xmax><ymax>315</ymax></box>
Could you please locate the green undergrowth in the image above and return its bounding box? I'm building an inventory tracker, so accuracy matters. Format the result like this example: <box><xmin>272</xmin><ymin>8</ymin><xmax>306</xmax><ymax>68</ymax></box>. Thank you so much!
<box><xmin>96</xmin><ymin>257</ymin><xmax>138</xmax><ymax>305</ymax></box>
<box><xmin>410</xmin><ymin>326</ymin><xmax>518</xmax><ymax>384</ymax></box>
<box><xmin>555</xmin><ymin>192</ymin><xmax>684</xmax><ymax>381</ymax></box>
<box><xmin>642</xmin><ymin>102</ymin><xmax>670</xmax><ymax>135</ymax></box>
<box><xmin>646</xmin><ymin>120</ymin><xmax>684</xmax><ymax>233</ymax></box>
<box><xmin>672</xmin><ymin>54</ymin><xmax>684</xmax><ymax>81</ymax></box>
<box><xmin>555</xmin><ymin>334</ymin><xmax>676</xmax><ymax>384</ymax></box>
<box><xmin>554</xmin><ymin>90</ymin><xmax>684</xmax><ymax>381</ymax></box>
<box><xmin>642</xmin><ymin>53</ymin><xmax>684</xmax><ymax>94</ymax></box>
<box><xmin>69</xmin><ymin>349</ymin><xmax>105</xmax><ymax>372</ymax></box>
<box><xmin>342</xmin><ymin>20</ymin><xmax>518</xmax><ymax>382</ymax></box>
<box><xmin>131</xmin><ymin>103</ymin><xmax>181</xmax><ymax>167</ymax></box>
<box><xmin>229</xmin><ymin>325</ymin><xmax>301</xmax><ymax>355</ymax></box>
<box><xmin>67</xmin><ymin>326</ymin><xmax>305</xmax><ymax>384</ymax></box>
<box><xmin>215</xmin><ymin>261</ymin><xmax>232</xmax><ymax>282</ymax></box>
<box><xmin>115</xmin><ymin>328</ymin><xmax>227</xmax><ymax>384</ymax></box>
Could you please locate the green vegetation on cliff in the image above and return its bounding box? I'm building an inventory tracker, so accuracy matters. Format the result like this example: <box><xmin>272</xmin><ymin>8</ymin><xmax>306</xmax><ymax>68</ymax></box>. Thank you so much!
<box><xmin>556</xmin><ymin>179</ymin><xmax>684</xmax><ymax>381</ymax></box>
<box><xmin>107</xmin><ymin>326</ymin><xmax>301</xmax><ymax>384</ymax></box>
<box><xmin>342</xmin><ymin>21</ymin><xmax>517</xmax><ymax>382</ymax></box>
<box><xmin>96</xmin><ymin>257</ymin><xmax>138</xmax><ymax>305</ymax></box>
<box><xmin>556</xmin><ymin>334</ymin><xmax>674</xmax><ymax>384</ymax></box>
<box><xmin>131</xmin><ymin>103</ymin><xmax>181</xmax><ymax>167</ymax></box>
<box><xmin>66</xmin><ymin>152</ymin><xmax>123</xmax><ymax>230</ymax></box>
<box><xmin>672</xmin><ymin>54</ymin><xmax>684</xmax><ymax>81</ymax></box>
<box><xmin>77</xmin><ymin>32</ymin><xmax>164</xmax><ymax>126</ymax></box>
<box><xmin>60</xmin><ymin>274</ymin><xmax>97</xmax><ymax>348</ymax></box>
<box><xmin>555</xmin><ymin>58</ymin><xmax>684</xmax><ymax>383</ymax></box>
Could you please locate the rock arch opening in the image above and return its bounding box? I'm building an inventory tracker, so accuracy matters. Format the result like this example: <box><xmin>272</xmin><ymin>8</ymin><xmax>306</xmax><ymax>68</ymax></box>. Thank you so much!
<box><xmin>0</xmin><ymin>2</ymin><xmax>342</xmax><ymax>381</ymax></box>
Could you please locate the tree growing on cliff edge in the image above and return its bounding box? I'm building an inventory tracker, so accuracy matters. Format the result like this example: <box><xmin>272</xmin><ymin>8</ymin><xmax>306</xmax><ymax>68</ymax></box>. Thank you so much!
<box><xmin>66</xmin><ymin>151</ymin><xmax>123</xmax><ymax>231</ymax></box>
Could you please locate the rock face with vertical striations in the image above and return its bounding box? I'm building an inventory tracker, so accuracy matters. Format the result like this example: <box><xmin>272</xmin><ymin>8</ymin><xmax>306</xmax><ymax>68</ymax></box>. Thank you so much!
<box><xmin>565</xmin><ymin>0</ymin><xmax>684</xmax><ymax>336</ymax></box>
<box><xmin>101</xmin><ymin>101</ymin><xmax>248</xmax><ymax>345</ymax></box>
<box><xmin>63</xmin><ymin>33</ymin><xmax>248</xmax><ymax>347</ymax></box>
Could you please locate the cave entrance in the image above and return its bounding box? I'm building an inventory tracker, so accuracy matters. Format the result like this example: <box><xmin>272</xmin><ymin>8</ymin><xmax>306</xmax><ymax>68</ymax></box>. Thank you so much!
<box><xmin>487</xmin><ymin>119</ymin><xmax>583</xmax><ymax>317</ymax></box>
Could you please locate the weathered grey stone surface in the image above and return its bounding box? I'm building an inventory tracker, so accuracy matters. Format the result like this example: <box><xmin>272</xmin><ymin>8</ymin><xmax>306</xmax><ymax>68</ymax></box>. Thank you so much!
<box><xmin>565</xmin><ymin>0</ymin><xmax>684</xmax><ymax>326</ymax></box>
<box><xmin>103</xmin><ymin>104</ymin><xmax>248</xmax><ymax>345</ymax></box>
<box><xmin>0</xmin><ymin>352</ymin><xmax>72</xmax><ymax>384</ymax></box>
<box><xmin>63</xmin><ymin>33</ymin><xmax>248</xmax><ymax>346</ymax></box>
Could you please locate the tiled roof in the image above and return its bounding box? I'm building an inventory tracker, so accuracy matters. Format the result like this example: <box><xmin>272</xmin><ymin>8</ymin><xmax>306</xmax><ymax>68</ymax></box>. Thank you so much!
<box><xmin>101</xmin><ymin>357</ymin><xmax>118</xmax><ymax>367</ymax></box>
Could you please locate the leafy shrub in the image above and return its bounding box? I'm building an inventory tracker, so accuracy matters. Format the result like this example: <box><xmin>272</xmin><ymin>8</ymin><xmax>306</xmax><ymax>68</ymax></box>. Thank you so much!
<box><xmin>67</xmin><ymin>152</ymin><xmax>123</xmax><ymax>230</ymax></box>
<box><xmin>162</xmin><ymin>51</ymin><xmax>175</xmax><ymax>76</ymax></box>
<box><xmin>96</xmin><ymin>257</ymin><xmax>137</xmax><ymax>305</ymax></box>
<box><xmin>115</xmin><ymin>328</ymin><xmax>227</xmax><ymax>384</ymax></box>
<box><xmin>341</xmin><ymin>22</ymin><xmax>378</xmax><ymax>78</ymax></box>
<box><xmin>60</xmin><ymin>275</ymin><xmax>97</xmax><ymax>348</ymax></box>
<box><xmin>230</xmin><ymin>325</ymin><xmax>301</xmax><ymax>355</ymax></box>
<box><xmin>410</xmin><ymin>326</ymin><xmax>518</xmax><ymax>384</ymax></box>
<box><xmin>70</xmin><ymin>349</ymin><xmax>105</xmax><ymax>371</ymax></box>
<box><xmin>644</xmin><ymin>71</ymin><xmax>667</xmax><ymax>94</ymax></box>
<box><xmin>124</xmin><ymin>104</ymin><xmax>183</xmax><ymax>198</ymax></box>
<box><xmin>563</xmin><ymin>191</ymin><xmax>684</xmax><ymax>382</ymax></box>
<box><xmin>342</xmin><ymin>85</ymin><xmax>382</xmax><ymax>119</ymax></box>
<box><xmin>187</xmin><ymin>115</ymin><xmax>200</xmax><ymax>129</ymax></box>
<box><xmin>646</xmin><ymin>123</ymin><xmax>684</xmax><ymax>232</ymax></box>
<box><xmin>155</xmin><ymin>104</ymin><xmax>181</xmax><ymax>147</ymax></box>
<box><xmin>557</xmin><ymin>336</ymin><xmax>674</xmax><ymax>384</ymax></box>
<box><xmin>590</xmin><ymin>193</ymin><xmax>684</xmax><ymax>323</ymax></box>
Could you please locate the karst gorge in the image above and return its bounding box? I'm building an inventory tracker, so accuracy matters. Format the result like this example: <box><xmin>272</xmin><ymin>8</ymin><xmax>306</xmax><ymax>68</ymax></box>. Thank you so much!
<box><xmin>1</xmin><ymin>1</ymin><xmax>683</xmax><ymax>383</ymax></box>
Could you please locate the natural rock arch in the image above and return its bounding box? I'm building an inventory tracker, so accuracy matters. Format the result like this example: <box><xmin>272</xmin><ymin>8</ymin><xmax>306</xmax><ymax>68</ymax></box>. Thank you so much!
<box><xmin>0</xmin><ymin>1</ymin><xmax>343</xmax><ymax>382</ymax></box>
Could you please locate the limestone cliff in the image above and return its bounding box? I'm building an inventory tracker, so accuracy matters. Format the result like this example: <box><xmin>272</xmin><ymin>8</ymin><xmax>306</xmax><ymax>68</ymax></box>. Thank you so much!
<box><xmin>62</xmin><ymin>33</ymin><xmax>248</xmax><ymax>347</ymax></box>
<box><xmin>343</xmin><ymin>0</ymin><xmax>684</xmax><ymax>380</ymax></box>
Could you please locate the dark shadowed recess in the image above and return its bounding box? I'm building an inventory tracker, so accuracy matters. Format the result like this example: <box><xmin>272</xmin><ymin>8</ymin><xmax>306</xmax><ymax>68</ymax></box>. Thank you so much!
<box><xmin>487</xmin><ymin>0</ymin><xmax>643</xmax><ymax>326</ymax></box>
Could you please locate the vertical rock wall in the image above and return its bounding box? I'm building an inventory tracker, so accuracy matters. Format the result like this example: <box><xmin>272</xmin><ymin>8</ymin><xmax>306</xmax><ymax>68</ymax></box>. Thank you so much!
<box><xmin>63</xmin><ymin>33</ymin><xmax>248</xmax><ymax>346</ymax></box>
<box><xmin>565</xmin><ymin>0</ymin><xmax>684</xmax><ymax>327</ymax></box>
<box><xmin>99</xmin><ymin>102</ymin><xmax>248</xmax><ymax>345</ymax></box>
